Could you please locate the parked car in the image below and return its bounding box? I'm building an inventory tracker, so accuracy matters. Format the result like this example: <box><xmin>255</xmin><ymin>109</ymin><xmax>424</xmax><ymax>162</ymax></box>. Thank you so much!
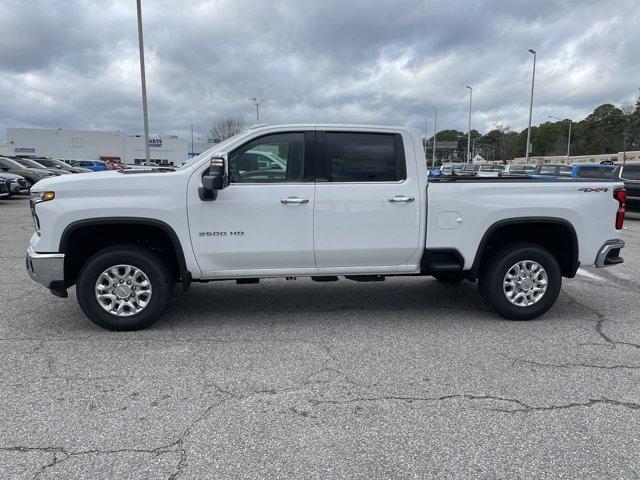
<box><xmin>533</xmin><ymin>164</ymin><xmax>573</xmax><ymax>177</ymax></box>
<box><xmin>36</xmin><ymin>158</ymin><xmax>92</xmax><ymax>174</ymax></box>
<box><xmin>614</xmin><ymin>163</ymin><xmax>640</xmax><ymax>212</ymax></box>
<box><xmin>502</xmin><ymin>164</ymin><xmax>536</xmax><ymax>175</ymax></box>
<box><xmin>461</xmin><ymin>164</ymin><xmax>505</xmax><ymax>177</ymax></box>
<box><xmin>570</xmin><ymin>163</ymin><xmax>615</xmax><ymax>179</ymax></box>
<box><xmin>439</xmin><ymin>163</ymin><xmax>466</xmax><ymax>175</ymax></box>
<box><xmin>0</xmin><ymin>171</ymin><xmax>29</xmax><ymax>196</ymax></box>
<box><xmin>0</xmin><ymin>157</ymin><xmax>55</xmax><ymax>187</ymax></box>
<box><xmin>26</xmin><ymin>124</ymin><xmax>626</xmax><ymax>330</ymax></box>
<box><xmin>13</xmin><ymin>158</ymin><xmax>71</xmax><ymax>176</ymax></box>
<box><xmin>0</xmin><ymin>178</ymin><xmax>9</xmax><ymax>199</ymax></box>
<box><xmin>67</xmin><ymin>160</ymin><xmax>109</xmax><ymax>172</ymax></box>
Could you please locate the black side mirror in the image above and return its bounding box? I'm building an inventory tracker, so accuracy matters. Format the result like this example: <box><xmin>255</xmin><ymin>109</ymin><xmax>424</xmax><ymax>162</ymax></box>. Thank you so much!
<box><xmin>199</xmin><ymin>154</ymin><xmax>229</xmax><ymax>201</ymax></box>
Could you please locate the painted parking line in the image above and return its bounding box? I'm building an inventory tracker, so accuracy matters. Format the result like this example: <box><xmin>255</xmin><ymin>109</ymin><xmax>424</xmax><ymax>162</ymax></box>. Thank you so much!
<box><xmin>576</xmin><ymin>268</ymin><xmax>607</xmax><ymax>281</ymax></box>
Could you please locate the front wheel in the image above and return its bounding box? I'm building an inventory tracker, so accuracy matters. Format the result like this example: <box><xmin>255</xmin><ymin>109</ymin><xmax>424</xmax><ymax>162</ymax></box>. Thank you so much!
<box><xmin>478</xmin><ymin>243</ymin><xmax>562</xmax><ymax>321</ymax></box>
<box><xmin>76</xmin><ymin>245</ymin><xmax>172</xmax><ymax>330</ymax></box>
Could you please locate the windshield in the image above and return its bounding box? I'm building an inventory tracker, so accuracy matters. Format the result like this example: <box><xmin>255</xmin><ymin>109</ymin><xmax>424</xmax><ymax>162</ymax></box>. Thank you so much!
<box><xmin>0</xmin><ymin>158</ymin><xmax>25</xmax><ymax>169</ymax></box>
<box><xmin>175</xmin><ymin>131</ymin><xmax>248</xmax><ymax>171</ymax></box>
<box><xmin>17</xmin><ymin>158</ymin><xmax>47</xmax><ymax>169</ymax></box>
<box><xmin>622</xmin><ymin>165</ymin><xmax>640</xmax><ymax>180</ymax></box>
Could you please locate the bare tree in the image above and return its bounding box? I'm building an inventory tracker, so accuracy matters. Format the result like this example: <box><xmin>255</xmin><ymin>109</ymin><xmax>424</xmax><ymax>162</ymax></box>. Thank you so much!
<box><xmin>621</xmin><ymin>102</ymin><xmax>635</xmax><ymax>116</ymax></box>
<box><xmin>206</xmin><ymin>117</ymin><xmax>246</xmax><ymax>142</ymax></box>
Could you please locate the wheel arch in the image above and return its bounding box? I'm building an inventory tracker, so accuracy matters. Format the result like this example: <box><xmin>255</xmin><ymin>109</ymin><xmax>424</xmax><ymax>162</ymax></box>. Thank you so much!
<box><xmin>60</xmin><ymin>217</ymin><xmax>191</xmax><ymax>289</ymax></box>
<box><xmin>470</xmin><ymin>217</ymin><xmax>579</xmax><ymax>279</ymax></box>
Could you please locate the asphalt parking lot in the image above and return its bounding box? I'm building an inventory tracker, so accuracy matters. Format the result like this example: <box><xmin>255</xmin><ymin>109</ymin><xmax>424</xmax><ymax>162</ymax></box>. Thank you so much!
<box><xmin>1</xmin><ymin>196</ymin><xmax>639</xmax><ymax>479</ymax></box>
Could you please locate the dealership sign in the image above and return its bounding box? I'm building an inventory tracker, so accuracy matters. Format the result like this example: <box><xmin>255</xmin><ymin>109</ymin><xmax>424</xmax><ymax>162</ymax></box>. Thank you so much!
<box><xmin>149</xmin><ymin>138</ymin><xmax>162</xmax><ymax>148</ymax></box>
<box><xmin>15</xmin><ymin>147</ymin><xmax>36</xmax><ymax>154</ymax></box>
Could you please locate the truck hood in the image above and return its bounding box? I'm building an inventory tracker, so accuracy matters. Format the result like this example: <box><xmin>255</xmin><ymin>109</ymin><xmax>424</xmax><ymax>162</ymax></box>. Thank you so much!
<box><xmin>33</xmin><ymin>169</ymin><xmax>181</xmax><ymax>196</ymax></box>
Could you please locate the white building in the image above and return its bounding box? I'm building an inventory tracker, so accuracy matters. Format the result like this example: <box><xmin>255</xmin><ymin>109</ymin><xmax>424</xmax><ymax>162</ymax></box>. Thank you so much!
<box><xmin>4</xmin><ymin>127</ymin><xmax>216</xmax><ymax>166</ymax></box>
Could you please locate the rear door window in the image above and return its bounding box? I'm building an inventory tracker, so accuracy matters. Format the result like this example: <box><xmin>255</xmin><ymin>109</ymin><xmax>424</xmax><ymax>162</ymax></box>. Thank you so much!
<box><xmin>323</xmin><ymin>132</ymin><xmax>405</xmax><ymax>182</ymax></box>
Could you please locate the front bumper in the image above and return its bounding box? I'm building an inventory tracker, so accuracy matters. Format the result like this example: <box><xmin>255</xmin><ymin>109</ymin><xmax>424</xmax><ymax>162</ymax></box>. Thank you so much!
<box><xmin>26</xmin><ymin>246</ymin><xmax>65</xmax><ymax>290</ymax></box>
<box><xmin>595</xmin><ymin>239</ymin><xmax>625</xmax><ymax>268</ymax></box>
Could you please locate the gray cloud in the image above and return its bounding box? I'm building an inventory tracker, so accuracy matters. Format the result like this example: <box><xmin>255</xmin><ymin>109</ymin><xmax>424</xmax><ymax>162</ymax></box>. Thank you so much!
<box><xmin>0</xmin><ymin>0</ymin><xmax>638</xmax><ymax>140</ymax></box>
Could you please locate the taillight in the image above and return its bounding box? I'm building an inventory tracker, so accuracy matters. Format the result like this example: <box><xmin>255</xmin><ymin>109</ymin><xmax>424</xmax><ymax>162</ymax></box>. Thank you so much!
<box><xmin>614</xmin><ymin>188</ymin><xmax>626</xmax><ymax>230</ymax></box>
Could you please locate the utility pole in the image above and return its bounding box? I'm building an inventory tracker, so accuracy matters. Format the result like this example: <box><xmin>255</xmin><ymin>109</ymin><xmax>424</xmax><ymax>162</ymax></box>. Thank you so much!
<box><xmin>249</xmin><ymin>97</ymin><xmax>265</xmax><ymax>123</ymax></box>
<box><xmin>623</xmin><ymin>131</ymin><xmax>630</xmax><ymax>165</ymax></box>
<box><xmin>424</xmin><ymin>118</ymin><xmax>429</xmax><ymax>159</ymax></box>
<box><xmin>136</xmin><ymin>0</ymin><xmax>150</xmax><ymax>165</ymax></box>
<box><xmin>525</xmin><ymin>49</ymin><xmax>537</xmax><ymax>164</ymax></box>
<box><xmin>466</xmin><ymin>85</ymin><xmax>473</xmax><ymax>163</ymax></box>
<box><xmin>190</xmin><ymin>124</ymin><xmax>194</xmax><ymax>157</ymax></box>
<box><xmin>432</xmin><ymin>106</ymin><xmax>438</xmax><ymax>170</ymax></box>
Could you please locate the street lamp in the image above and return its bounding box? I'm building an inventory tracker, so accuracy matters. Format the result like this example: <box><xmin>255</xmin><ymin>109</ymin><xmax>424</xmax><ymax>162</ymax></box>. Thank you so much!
<box><xmin>432</xmin><ymin>106</ymin><xmax>438</xmax><ymax>170</ymax></box>
<box><xmin>548</xmin><ymin>115</ymin><xmax>572</xmax><ymax>163</ymax></box>
<box><xmin>136</xmin><ymin>0</ymin><xmax>150</xmax><ymax>165</ymax></box>
<box><xmin>249</xmin><ymin>97</ymin><xmax>265</xmax><ymax>123</ymax></box>
<box><xmin>466</xmin><ymin>85</ymin><xmax>472</xmax><ymax>163</ymax></box>
<box><xmin>525</xmin><ymin>49</ymin><xmax>537</xmax><ymax>164</ymax></box>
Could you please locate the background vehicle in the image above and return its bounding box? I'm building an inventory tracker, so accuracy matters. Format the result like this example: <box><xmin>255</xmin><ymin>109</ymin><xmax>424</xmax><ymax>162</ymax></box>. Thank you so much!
<box><xmin>36</xmin><ymin>158</ymin><xmax>92</xmax><ymax>173</ymax></box>
<box><xmin>0</xmin><ymin>157</ymin><xmax>54</xmax><ymax>186</ymax></box>
<box><xmin>0</xmin><ymin>171</ymin><xmax>29</xmax><ymax>196</ymax></box>
<box><xmin>66</xmin><ymin>159</ymin><xmax>109</xmax><ymax>171</ymax></box>
<box><xmin>26</xmin><ymin>125</ymin><xmax>626</xmax><ymax>331</ymax></box>
<box><xmin>502</xmin><ymin>164</ymin><xmax>536</xmax><ymax>175</ymax></box>
<box><xmin>439</xmin><ymin>163</ymin><xmax>465</xmax><ymax>175</ymax></box>
<box><xmin>571</xmin><ymin>163</ymin><xmax>615</xmax><ymax>179</ymax></box>
<box><xmin>0</xmin><ymin>178</ymin><xmax>8</xmax><ymax>198</ymax></box>
<box><xmin>533</xmin><ymin>164</ymin><xmax>573</xmax><ymax>177</ymax></box>
<box><xmin>614</xmin><ymin>163</ymin><xmax>640</xmax><ymax>211</ymax></box>
<box><xmin>13</xmin><ymin>158</ymin><xmax>71</xmax><ymax>176</ymax></box>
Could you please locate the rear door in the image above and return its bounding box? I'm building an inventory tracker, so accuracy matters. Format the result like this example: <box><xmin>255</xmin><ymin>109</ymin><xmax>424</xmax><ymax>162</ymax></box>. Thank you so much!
<box><xmin>313</xmin><ymin>130</ymin><xmax>421</xmax><ymax>268</ymax></box>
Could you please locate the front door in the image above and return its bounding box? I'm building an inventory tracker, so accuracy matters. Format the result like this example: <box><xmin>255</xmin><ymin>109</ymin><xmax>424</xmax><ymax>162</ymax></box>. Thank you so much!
<box><xmin>188</xmin><ymin>131</ymin><xmax>316</xmax><ymax>275</ymax></box>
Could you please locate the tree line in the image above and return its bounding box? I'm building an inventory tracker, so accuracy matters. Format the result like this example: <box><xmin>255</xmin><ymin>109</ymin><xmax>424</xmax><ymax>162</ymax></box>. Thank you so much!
<box><xmin>426</xmin><ymin>98</ymin><xmax>640</xmax><ymax>161</ymax></box>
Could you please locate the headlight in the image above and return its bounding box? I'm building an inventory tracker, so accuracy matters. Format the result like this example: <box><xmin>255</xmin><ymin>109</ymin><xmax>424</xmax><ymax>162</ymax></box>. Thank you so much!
<box><xmin>29</xmin><ymin>191</ymin><xmax>55</xmax><ymax>235</ymax></box>
<box><xmin>30</xmin><ymin>191</ymin><xmax>55</xmax><ymax>204</ymax></box>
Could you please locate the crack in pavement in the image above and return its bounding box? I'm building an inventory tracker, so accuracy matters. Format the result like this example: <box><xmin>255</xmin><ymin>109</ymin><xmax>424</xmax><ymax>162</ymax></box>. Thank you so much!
<box><xmin>308</xmin><ymin>393</ymin><xmax>640</xmax><ymax>414</ymax></box>
<box><xmin>504</xmin><ymin>355</ymin><xmax>640</xmax><ymax>370</ymax></box>
<box><xmin>564</xmin><ymin>291</ymin><xmax>640</xmax><ymax>350</ymax></box>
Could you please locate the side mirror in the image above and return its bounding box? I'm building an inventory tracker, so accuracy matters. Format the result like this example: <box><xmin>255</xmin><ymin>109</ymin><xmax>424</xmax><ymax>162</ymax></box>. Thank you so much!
<box><xmin>199</xmin><ymin>153</ymin><xmax>229</xmax><ymax>201</ymax></box>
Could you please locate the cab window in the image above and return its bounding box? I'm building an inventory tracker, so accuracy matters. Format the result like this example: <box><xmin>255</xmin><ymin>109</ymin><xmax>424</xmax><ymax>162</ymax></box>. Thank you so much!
<box><xmin>228</xmin><ymin>132</ymin><xmax>305</xmax><ymax>183</ymax></box>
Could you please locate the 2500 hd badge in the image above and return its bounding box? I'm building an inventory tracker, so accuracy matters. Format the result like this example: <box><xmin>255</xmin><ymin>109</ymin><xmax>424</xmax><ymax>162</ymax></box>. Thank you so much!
<box><xmin>199</xmin><ymin>231</ymin><xmax>245</xmax><ymax>237</ymax></box>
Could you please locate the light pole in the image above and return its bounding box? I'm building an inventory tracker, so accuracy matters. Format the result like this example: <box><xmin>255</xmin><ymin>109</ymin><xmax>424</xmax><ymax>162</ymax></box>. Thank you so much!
<box><xmin>432</xmin><ymin>106</ymin><xmax>438</xmax><ymax>170</ymax></box>
<box><xmin>136</xmin><ymin>0</ymin><xmax>150</xmax><ymax>165</ymax></box>
<box><xmin>525</xmin><ymin>49</ymin><xmax>536</xmax><ymax>164</ymax></box>
<box><xmin>249</xmin><ymin>97</ymin><xmax>265</xmax><ymax>123</ymax></box>
<box><xmin>549</xmin><ymin>115</ymin><xmax>572</xmax><ymax>163</ymax></box>
<box><xmin>466</xmin><ymin>85</ymin><xmax>472</xmax><ymax>163</ymax></box>
<box><xmin>424</xmin><ymin>118</ymin><xmax>429</xmax><ymax>158</ymax></box>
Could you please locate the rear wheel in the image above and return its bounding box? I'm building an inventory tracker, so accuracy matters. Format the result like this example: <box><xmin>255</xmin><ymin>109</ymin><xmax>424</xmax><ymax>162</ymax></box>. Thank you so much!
<box><xmin>478</xmin><ymin>242</ymin><xmax>561</xmax><ymax>321</ymax></box>
<box><xmin>76</xmin><ymin>245</ymin><xmax>171</xmax><ymax>330</ymax></box>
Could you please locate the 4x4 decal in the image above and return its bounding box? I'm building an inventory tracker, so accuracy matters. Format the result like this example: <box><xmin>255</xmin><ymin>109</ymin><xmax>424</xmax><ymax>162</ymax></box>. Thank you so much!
<box><xmin>578</xmin><ymin>187</ymin><xmax>609</xmax><ymax>193</ymax></box>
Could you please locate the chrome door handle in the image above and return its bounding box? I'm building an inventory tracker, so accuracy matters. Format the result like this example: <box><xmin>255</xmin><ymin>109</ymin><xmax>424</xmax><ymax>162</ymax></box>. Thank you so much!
<box><xmin>281</xmin><ymin>197</ymin><xmax>309</xmax><ymax>204</ymax></box>
<box><xmin>388</xmin><ymin>195</ymin><xmax>415</xmax><ymax>203</ymax></box>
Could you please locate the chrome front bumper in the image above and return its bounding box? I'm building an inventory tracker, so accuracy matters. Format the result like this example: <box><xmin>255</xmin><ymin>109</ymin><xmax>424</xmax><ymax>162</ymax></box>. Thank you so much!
<box><xmin>595</xmin><ymin>239</ymin><xmax>625</xmax><ymax>268</ymax></box>
<box><xmin>26</xmin><ymin>246</ymin><xmax>65</xmax><ymax>289</ymax></box>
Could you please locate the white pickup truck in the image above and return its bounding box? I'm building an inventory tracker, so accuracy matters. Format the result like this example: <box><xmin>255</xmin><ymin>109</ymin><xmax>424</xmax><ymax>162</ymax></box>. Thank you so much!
<box><xmin>26</xmin><ymin>124</ymin><xmax>627</xmax><ymax>330</ymax></box>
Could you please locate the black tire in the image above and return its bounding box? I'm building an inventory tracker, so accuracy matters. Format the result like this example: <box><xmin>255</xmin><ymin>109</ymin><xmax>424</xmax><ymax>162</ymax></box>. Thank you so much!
<box><xmin>478</xmin><ymin>242</ymin><xmax>561</xmax><ymax>321</ymax></box>
<box><xmin>76</xmin><ymin>245</ymin><xmax>172</xmax><ymax>331</ymax></box>
<box><xmin>432</xmin><ymin>272</ymin><xmax>466</xmax><ymax>283</ymax></box>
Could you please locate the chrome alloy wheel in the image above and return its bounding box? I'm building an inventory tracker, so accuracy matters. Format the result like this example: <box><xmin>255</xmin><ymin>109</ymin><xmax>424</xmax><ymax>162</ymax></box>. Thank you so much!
<box><xmin>95</xmin><ymin>264</ymin><xmax>152</xmax><ymax>316</ymax></box>
<box><xmin>502</xmin><ymin>260</ymin><xmax>548</xmax><ymax>307</ymax></box>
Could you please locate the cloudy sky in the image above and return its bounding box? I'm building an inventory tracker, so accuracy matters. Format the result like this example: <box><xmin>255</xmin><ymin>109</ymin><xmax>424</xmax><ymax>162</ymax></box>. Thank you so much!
<box><xmin>1</xmin><ymin>0</ymin><xmax>638</xmax><ymax>140</ymax></box>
